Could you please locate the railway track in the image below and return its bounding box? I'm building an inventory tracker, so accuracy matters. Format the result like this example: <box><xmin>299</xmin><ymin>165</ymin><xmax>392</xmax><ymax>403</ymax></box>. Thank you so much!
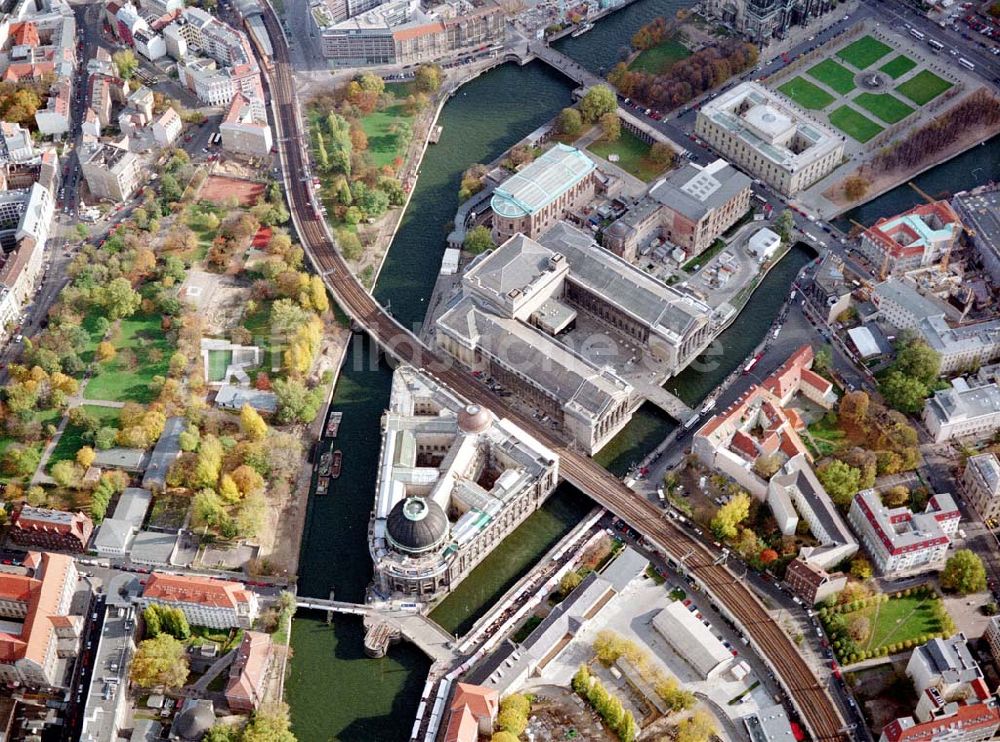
<box><xmin>255</xmin><ymin>7</ymin><xmax>851</xmax><ymax>738</ymax></box>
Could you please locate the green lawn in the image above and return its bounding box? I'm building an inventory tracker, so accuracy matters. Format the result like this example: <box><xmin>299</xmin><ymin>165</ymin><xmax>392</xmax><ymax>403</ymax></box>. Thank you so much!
<box><xmin>837</xmin><ymin>35</ymin><xmax>893</xmax><ymax>69</ymax></box>
<box><xmin>829</xmin><ymin>105</ymin><xmax>884</xmax><ymax>143</ymax></box>
<box><xmin>48</xmin><ymin>406</ymin><xmax>121</xmax><ymax>470</ymax></box>
<box><xmin>85</xmin><ymin>314</ymin><xmax>173</xmax><ymax>404</ymax></box>
<box><xmin>358</xmin><ymin>102</ymin><xmax>416</xmax><ymax>170</ymax></box>
<box><xmin>778</xmin><ymin>77</ymin><xmax>835</xmax><ymax>110</ymax></box>
<box><xmin>0</xmin><ymin>409</ymin><xmax>62</xmax><ymax>483</ymax></box>
<box><xmin>854</xmin><ymin>92</ymin><xmax>915</xmax><ymax>124</ymax></box>
<box><xmin>588</xmin><ymin>129</ymin><xmax>669</xmax><ymax>182</ymax></box>
<box><xmin>629</xmin><ymin>38</ymin><xmax>691</xmax><ymax>74</ymax></box>
<box><xmin>879</xmin><ymin>55</ymin><xmax>917</xmax><ymax>80</ymax></box>
<box><xmin>805</xmin><ymin>417</ymin><xmax>846</xmax><ymax>457</ymax></box>
<box><xmin>206</xmin><ymin>350</ymin><xmax>233</xmax><ymax>383</ymax></box>
<box><xmin>823</xmin><ymin>593</ymin><xmax>950</xmax><ymax>662</ymax></box>
<box><xmin>808</xmin><ymin>59</ymin><xmax>856</xmax><ymax>95</ymax></box>
<box><xmin>242</xmin><ymin>300</ymin><xmax>276</xmax><ymax>373</ymax></box>
<box><xmin>895</xmin><ymin>70</ymin><xmax>953</xmax><ymax>105</ymax></box>
<box><xmin>185</xmin><ymin>203</ymin><xmax>222</xmax><ymax>262</ymax></box>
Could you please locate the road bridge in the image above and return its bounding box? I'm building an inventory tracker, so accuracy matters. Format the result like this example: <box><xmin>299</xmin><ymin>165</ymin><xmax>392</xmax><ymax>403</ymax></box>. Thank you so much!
<box><xmin>295</xmin><ymin>597</ymin><xmax>459</xmax><ymax>664</ymax></box>
<box><xmin>254</xmin><ymin>7</ymin><xmax>850</xmax><ymax>739</ymax></box>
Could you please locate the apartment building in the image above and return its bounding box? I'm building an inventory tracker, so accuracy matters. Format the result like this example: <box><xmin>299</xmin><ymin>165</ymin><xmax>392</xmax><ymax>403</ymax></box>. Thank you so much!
<box><xmin>490</xmin><ymin>144</ymin><xmax>597</xmax><ymax>242</ymax></box>
<box><xmin>219</xmin><ymin>93</ymin><xmax>273</xmax><ymax>157</ymax></box>
<box><xmin>783</xmin><ymin>557</ymin><xmax>847</xmax><ymax>605</ymax></box>
<box><xmin>857</xmin><ymin>201</ymin><xmax>962</xmax><ymax>276</ymax></box>
<box><xmin>8</xmin><ymin>505</ymin><xmax>94</xmax><ymax>553</ymax></box>
<box><xmin>311</xmin><ymin>0</ymin><xmax>505</xmax><ymax>66</ymax></box>
<box><xmin>0</xmin><ymin>552</ymin><xmax>81</xmax><ymax>688</ymax></box>
<box><xmin>138</xmin><ymin>573</ymin><xmax>259</xmax><ymax>629</ymax></box>
<box><xmin>151</xmin><ymin>107</ymin><xmax>182</xmax><ymax>148</ymax></box>
<box><xmin>924</xmin><ymin>380</ymin><xmax>1000</xmax><ymax>443</ymax></box>
<box><xmin>79</xmin><ymin>142</ymin><xmax>144</xmax><ymax>202</ymax></box>
<box><xmin>848</xmin><ymin>490</ymin><xmax>960</xmax><ymax>577</ymax></box>
<box><xmin>871</xmin><ymin>277</ymin><xmax>944</xmax><ymax>331</ymax></box>
<box><xmin>964</xmin><ymin>453</ymin><xmax>1000</xmax><ymax>522</ymax></box>
<box><xmin>882</xmin><ymin>635</ymin><xmax>1000</xmax><ymax>742</ymax></box>
<box><xmin>695</xmin><ymin>82</ymin><xmax>844</xmax><ymax>196</ymax></box>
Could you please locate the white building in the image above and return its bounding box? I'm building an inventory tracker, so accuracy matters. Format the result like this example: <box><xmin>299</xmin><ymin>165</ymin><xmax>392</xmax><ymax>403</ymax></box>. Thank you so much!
<box><xmin>746</xmin><ymin>227</ymin><xmax>781</xmax><ymax>262</ymax></box>
<box><xmin>964</xmin><ymin>453</ymin><xmax>1000</xmax><ymax>522</ymax></box>
<box><xmin>219</xmin><ymin>94</ymin><xmax>272</xmax><ymax>157</ymax></box>
<box><xmin>848</xmin><ymin>490</ymin><xmax>960</xmax><ymax>577</ymax></box>
<box><xmin>138</xmin><ymin>573</ymin><xmax>258</xmax><ymax>629</ymax></box>
<box><xmin>651</xmin><ymin>601</ymin><xmax>732</xmax><ymax>679</ymax></box>
<box><xmin>923</xmin><ymin>380</ymin><xmax>1000</xmax><ymax>443</ymax></box>
<box><xmin>151</xmin><ymin>107</ymin><xmax>183</xmax><ymax>148</ymax></box>
<box><xmin>695</xmin><ymin>82</ymin><xmax>845</xmax><ymax>197</ymax></box>
<box><xmin>134</xmin><ymin>28</ymin><xmax>167</xmax><ymax>60</ymax></box>
<box><xmin>93</xmin><ymin>488</ymin><xmax>152</xmax><ymax>557</ymax></box>
<box><xmin>79</xmin><ymin>142</ymin><xmax>144</xmax><ymax>202</ymax></box>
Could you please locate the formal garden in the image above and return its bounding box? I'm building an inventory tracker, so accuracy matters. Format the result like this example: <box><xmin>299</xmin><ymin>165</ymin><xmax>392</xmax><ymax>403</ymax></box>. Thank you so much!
<box><xmin>819</xmin><ymin>586</ymin><xmax>955</xmax><ymax>664</ymax></box>
<box><xmin>771</xmin><ymin>32</ymin><xmax>958</xmax><ymax>144</ymax></box>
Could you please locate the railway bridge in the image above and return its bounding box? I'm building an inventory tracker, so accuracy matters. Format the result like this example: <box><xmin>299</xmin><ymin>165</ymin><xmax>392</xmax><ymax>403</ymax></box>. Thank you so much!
<box><xmin>254</xmin><ymin>5</ymin><xmax>852</xmax><ymax>739</ymax></box>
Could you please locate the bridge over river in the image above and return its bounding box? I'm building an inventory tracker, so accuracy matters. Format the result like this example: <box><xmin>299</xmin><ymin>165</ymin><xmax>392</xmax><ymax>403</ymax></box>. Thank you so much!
<box><xmin>295</xmin><ymin>596</ymin><xmax>460</xmax><ymax>665</ymax></box>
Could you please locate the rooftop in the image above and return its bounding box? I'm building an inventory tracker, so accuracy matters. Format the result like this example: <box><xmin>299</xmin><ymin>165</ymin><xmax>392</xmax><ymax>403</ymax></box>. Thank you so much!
<box><xmin>648</xmin><ymin>158</ymin><xmax>751</xmax><ymax>223</ymax></box>
<box><xmin>925</xmin><ymin>381</ymin><xmax>1000</xmax><ymax>425</ymax></box>
<box><xmin>652</xmin><ymin>600</ymin><xmax>732</xmax><ymax>677</ymax></box>
<box><xmin>490</xmin><ymin>144</ymin><xmax>596</xmax><ymax>219</ymax></box>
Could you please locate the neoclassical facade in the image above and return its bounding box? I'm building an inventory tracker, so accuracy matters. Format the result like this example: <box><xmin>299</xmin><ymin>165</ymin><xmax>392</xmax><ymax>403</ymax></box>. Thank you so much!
<box><xmin>368</xmin><ymin>366</ymin><xmax>559</xmax><ymax>603</ymax></box>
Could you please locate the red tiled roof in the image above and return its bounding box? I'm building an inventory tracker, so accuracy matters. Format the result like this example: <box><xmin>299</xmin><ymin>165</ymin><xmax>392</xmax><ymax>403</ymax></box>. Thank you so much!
<box><xmin>443</xmin><ymin>684</ymin><xmax>499</xmax><ymax>742</ymax></box>
<box><xmin>10</xmin><ymin>22</ymin><xmax>40</xmax><ymax>48</ymax></box>
<box><xmin>225</xmin><ymin>631</ymin><xmax>272</xmax><ymax>707</ymax></box>
<box><xmin>143</xmin><ymin>573</ymin><xmax>252</xmax><ymax>609</ymax></box>
<box><xmin>882</xmin><ymin>701</ymin><xmax>1000</xmax><ymax>742</ymax></box>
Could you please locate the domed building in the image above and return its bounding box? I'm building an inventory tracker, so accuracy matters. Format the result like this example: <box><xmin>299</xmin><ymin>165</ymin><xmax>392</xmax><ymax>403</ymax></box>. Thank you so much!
<box><xmin>369</xmin><ymin>366</ymin><xmax>559</xmax><ymax>603</ymax></box>
<box><xmin>170</xmin><ymin>699</ymin><xmax>215</xmax><ymax>741</ymax></box>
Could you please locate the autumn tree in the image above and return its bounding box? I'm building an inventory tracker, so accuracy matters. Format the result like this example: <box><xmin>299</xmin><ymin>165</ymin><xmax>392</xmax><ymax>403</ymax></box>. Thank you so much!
<box><xmin>850</xmin><ymin>556</ymin><xmax>873</xmax><ymax>580</ymax></box>
<box><xmin>676</xmin><ymin>709</ymin><xmax>718</xmax><ymax>742</ymax></box>
<box><xmin>414</xmin><ymin>64</ymin><xmax>442</xmax><ymax>93</ymax></box>
<box><xmin>941</xmin><ymin>550</ymin><xmax>987</xmax><ymax>595</ymax></box>
<box><xmin>96</xmin><ymin>341</ymin><xmax>116</xmax><ymax>363</ymax></box>
<box><xmin>240</xmin><ymin>404</ymin><xmax>268</xmax><ymax>441</ymax></box>
<box><xmin>130</xmin><ymin>634</ymin><xmax>189</xmax><ymax>689</ymax></box>
<box><xmin>882</xmin><ymin>485</ymin><xmax>910</xmax><ymax>507</ymax></box>
<box><xmin>76</xmin><ymin>446</ymin><xmax>96</xmax><ymax>470</ymax></box>
<box><xmin>710</xmin><ymin>492</ymin><xmax>750</xmax><ymax>540</ymax></box>
<box><xmin>599</xmin><ymin>112</ymin><xmax>621</xmax><ymax>141</ymax></box>
<box><xmin>843</xmin><ymin>175</ymin><xmax>870</xmax><ymax>201</ymax></box>
<box><xmin>242</xmin><ymin>703</ymin><xmax>297</xmax><ymax>742</ymax></box>
<box><xmin>817</xmin><ymin>459</ymin><xmax>863</xmax><ymax>507</ymax></box>
<box><xmin>112</xmin><ymin>49</ymin><xmax>139</xmax><ymax>79</ymax></box>
<box><xmin>580</xmin><ymin>85</ymin><xmax>617</xmax><ymax>123</ymax></box>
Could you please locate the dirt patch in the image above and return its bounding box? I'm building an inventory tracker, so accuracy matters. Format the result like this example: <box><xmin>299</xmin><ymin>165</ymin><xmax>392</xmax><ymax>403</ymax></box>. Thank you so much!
<box><xmin>526</xmin><ymin>685</ymin><xmax>617</xmax><ymax>742</ymax></box>
<box><xmin>178</xmin><ymin>269</ymin><xmax>251</xmax><ymax>336</ymax></box>
<box><xmin>198</xmin><ymin>175</ymin><xmax>264</xmax><ymax>206</ymax></box>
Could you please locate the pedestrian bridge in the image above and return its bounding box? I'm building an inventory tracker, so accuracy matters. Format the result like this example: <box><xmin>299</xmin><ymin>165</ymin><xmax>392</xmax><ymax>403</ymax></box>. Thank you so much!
<box><xmin>295</xmin><ymin>597</ymin><xmax>459</xmax><ymax>665</ymax></box>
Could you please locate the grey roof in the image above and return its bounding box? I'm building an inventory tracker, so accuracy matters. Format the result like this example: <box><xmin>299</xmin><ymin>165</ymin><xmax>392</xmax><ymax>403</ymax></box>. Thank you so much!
<box><xmin>911</xmin><ymin>635</ymin><xmax>982</xmax><ymax>687</ymax></box>
<box><xmin>215</xmin><ymin>386</ymin><xmax>278</xmax><ymax>414</ymax></box>
<box><xmin>385</xmin><ymin>497</ymin><xmax>449</xmax><ymax>553</ymax></box>
<box><xmin>652</xmin><ymin>600</ymin><xmax>732</xmax><ymax>677</ymax></box>
<box><xmin>600</xmin><ymin>546</ymin><xmax>649</xmax><ymax>592</ymax></box>
<box><xmin>649</xmin><ymin>159</ymin><xmax>751</xmax><ymax>223</ymax></box>
<box><xmin>93</xmin><ymin>518</ymin><xmax>135</xmax><ymax>553</ymax></box>
<box><xmin>111</xmin><ymin>488</ymin><xmax>152</xmax><ymax>527</ymax></box>
<box><xmin>925</xmin><ymin>382</ymin><xmax>1000</xmax><ymax>425</ymax></box>
<box><xmin>171</xmin><ymin>699</ymin><xmax>215</xmax><ymax>741</ymax></box>
<box><xmin>605</xmin><ymin>195</ymin><xmax>660</xmax><ymax>241</ymax></box>
<box><xmin>92</xmin><ymin>447</ymin><xmax>148</xmax><ymax>471</ymax></box>
<box><xmin>746</xmin><ymin>703</ymin><xmax>795</xmax><ymax>741</ymax></box>
<box><xmin>141</xmin><ymin>417</ymin><xmax>185</xmax><ymax>491</ymax></box>
<box><xmin>521</xmin><ymin>572</ymin><xmax>615</xmax><ymax>661</ymax></box>
<box><xmin>131</xmin><ymin>531</ymin><xmax>179</xmax><ymax>566</ymax></box>
<box><xmin>539</xmin><ymin>222</ymin><xmax>709</xmax><ymax>341</ymax></box>
<box><xmin>874</xmin><ymin>277</ymin><xmax>943</xmax><ymax>324</ymax></box>
<box><xmin>968</xmin><ymin>453</ymin><xmax>1000</xmax><ymax>496</ymax></box>
<box><xmin>919</xmin><ymin>314</ymin><xmax>1000</xmax><ymax>357</ymax></box>
<box><xmin>437</xmin><ymin>296</ymin><xmax>632</xmax><ymax>418</ymax></box>
<box><xmin>463</xmin><ymin>233</ymin><xmax>557</xmax><ymax>304</ymax></box>
<box><xmin>132</xmin><ymin>719</ymin><xmax>163</xmax><ymax>742</ymax></box>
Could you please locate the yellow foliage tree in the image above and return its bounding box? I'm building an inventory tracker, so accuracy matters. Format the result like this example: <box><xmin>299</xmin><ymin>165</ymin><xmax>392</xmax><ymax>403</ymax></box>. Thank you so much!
<box><xmin>76</xmin><ymin>446</ymin><xmax>96</xmax><ymax>470</ymax></box>
<box><xmin>96</xmin><ymin>341</ymin><xmax>116</xmax><ymax>363</ymax></box>
<box><xmin>240</xmin><ymin>404</ymin><xmax>268</xmax><ymax>441</ymax></box>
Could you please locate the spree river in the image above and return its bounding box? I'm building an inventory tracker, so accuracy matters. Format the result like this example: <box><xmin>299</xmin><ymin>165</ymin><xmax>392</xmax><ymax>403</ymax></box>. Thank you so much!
<box><xmin>285</xmin><ymin>2</ymin><xmax>1000</xmax><ymax>737</ymax></box>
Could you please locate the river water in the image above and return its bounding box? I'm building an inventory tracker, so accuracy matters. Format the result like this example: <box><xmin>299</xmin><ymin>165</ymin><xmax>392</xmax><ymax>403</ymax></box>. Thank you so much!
<box><xmin>286</xmin><ymin>3</ymin><xmax>996</xmax><ymax>737</ymax></box>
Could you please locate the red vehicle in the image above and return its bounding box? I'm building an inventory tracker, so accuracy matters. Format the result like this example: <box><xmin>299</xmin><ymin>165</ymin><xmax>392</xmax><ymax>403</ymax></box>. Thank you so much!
<box><xmin>831</xmin><ymin>660</ymin><xmax>841</xmax><ymax>680</ymax></box>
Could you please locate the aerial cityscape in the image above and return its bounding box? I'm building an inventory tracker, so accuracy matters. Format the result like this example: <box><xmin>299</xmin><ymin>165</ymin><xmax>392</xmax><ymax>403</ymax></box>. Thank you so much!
<box><xmin>0</xmin><ymin>0</ymin><xmax>999</xmax><ymax>737</ymax></box>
